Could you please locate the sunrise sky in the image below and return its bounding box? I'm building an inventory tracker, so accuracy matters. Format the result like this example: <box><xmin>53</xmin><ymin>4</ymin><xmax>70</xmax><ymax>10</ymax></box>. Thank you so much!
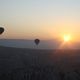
<box><xmin>0</xmin><ymin>0</ymin><xmax>80</xmax><ymax>41</ymax></box>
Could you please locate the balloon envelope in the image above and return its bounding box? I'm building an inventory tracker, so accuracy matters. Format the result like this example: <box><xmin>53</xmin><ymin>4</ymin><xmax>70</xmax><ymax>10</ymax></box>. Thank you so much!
<box><xmin>34</xmin><ymin>39</ymin><xmax>40</xmax><ymax>45</ymax></box>
<box><xmin>0</xmin><ymin>27</ymin><xmax>4</xmax><ymax>35</ymax></box>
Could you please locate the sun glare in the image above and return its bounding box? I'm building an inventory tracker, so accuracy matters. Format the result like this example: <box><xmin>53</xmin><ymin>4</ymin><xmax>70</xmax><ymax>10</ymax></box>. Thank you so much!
<box><xmin>63</xmin><ymin>35</ymin><xmax>71</xmax><ymax>42</ymax></box>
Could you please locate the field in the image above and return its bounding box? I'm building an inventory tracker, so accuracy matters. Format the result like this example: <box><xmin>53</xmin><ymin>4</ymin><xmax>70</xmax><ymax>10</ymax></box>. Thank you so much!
<box><xmin>0</xmin><ymin>46</ymin><xmax>80</xmax><ymax>80</ymax></box>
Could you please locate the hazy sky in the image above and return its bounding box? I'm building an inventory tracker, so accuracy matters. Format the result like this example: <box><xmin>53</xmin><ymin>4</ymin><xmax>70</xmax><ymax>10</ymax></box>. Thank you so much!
<box><xmin>0</xmin><ymin>0</ymin><xmax>80</xmax><ymax>41</ymax></box>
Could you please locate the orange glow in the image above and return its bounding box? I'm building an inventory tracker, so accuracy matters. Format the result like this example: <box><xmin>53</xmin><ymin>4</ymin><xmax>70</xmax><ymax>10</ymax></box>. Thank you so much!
<box><xmin>56</xmin><ymin>34</ymin><xmax>74</xmax><ymax>49</ymax></box>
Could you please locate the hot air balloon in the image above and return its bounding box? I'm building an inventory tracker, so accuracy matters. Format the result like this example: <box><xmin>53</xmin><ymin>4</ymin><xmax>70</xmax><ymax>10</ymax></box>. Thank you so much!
<box><xmin>34</xmin><ymin>39</ymin><xmax>40</xmax><ymax>45</ymax></box>
<box><xmin>0</xmin><ymin>27</ymin><xmax>4</xmax><ymax>35</ymax></box>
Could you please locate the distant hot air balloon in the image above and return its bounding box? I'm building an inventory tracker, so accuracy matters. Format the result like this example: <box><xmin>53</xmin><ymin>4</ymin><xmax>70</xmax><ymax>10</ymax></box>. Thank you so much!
<box><xmin>34</xmin><ymin>39</ymin><xmax>40</xmax><ymax>45</ymax></box>
<box><xmin>0</xmin><ymin>27</ymin><xmax>4</xmax><ymax>35</ymax></box>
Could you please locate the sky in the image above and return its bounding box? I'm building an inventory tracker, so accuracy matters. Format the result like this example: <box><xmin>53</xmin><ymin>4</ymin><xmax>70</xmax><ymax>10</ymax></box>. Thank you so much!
<box><xmin>0</xmin><ymin>0</ymin><xmax>80</xmax><ymax>41</ymax></box>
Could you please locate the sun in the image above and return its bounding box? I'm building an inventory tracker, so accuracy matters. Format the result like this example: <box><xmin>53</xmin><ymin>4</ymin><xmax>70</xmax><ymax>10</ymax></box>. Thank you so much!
<box><xmin>63</xmin><ymin>34</ymin><xmax>71</xmax><ymax>42</ymax></box>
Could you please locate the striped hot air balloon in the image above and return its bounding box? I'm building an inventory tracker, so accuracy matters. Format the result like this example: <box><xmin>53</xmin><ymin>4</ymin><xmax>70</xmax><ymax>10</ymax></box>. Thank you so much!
<box><xmin>34</xmin><ymin>39</ymin><xmax>40</xmax><ymax>45</ymax></box>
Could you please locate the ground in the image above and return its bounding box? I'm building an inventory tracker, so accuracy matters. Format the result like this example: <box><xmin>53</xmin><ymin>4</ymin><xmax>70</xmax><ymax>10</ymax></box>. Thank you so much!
<box><xmin>0</xmin><ymin>46</ymin><xmax>80</xmax><ymax>80</ymax></box>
